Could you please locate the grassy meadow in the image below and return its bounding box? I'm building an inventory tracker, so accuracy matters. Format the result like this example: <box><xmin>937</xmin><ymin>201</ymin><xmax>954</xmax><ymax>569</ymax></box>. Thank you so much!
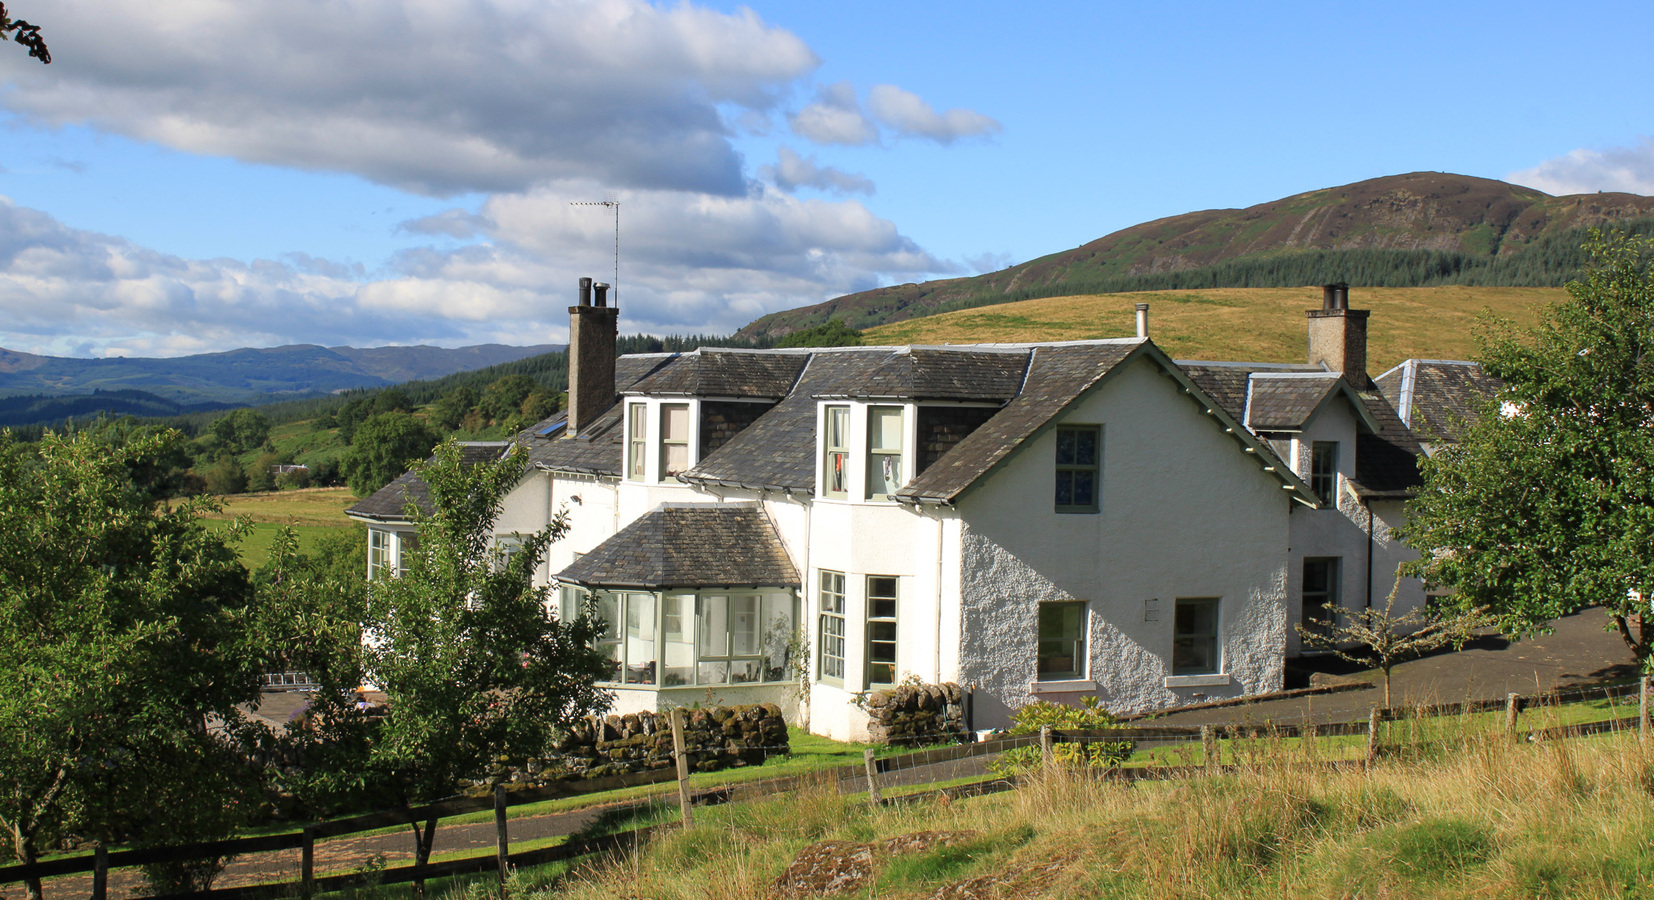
<box><xmin>193</xmin><ymin>486</ymin><xmax>361</xmax><ymax>568</ymax></box>
<box><xmin>533</xmin><ymin>724</ymin><xmax>1654</xmax><ymax>900</ymax></box>
<box><xmin>862</xmin><ymin>286</ymin><xmax>1566</xmax><ymax>371</ymax></box>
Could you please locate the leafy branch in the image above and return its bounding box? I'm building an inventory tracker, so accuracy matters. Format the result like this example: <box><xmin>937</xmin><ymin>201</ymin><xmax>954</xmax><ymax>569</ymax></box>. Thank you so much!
<box><xmin>1296</xmin><ymin>580</ymin><xmax>1492</xmax><ymax>707</ymax></box>
<box><xmin>0</xmin><ymin>4</ymin><xmax>49</xmax><ymax>64</ymax></box>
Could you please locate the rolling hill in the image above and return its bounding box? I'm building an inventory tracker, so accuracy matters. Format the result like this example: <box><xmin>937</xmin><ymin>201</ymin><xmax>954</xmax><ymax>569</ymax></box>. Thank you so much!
<box><xmin>737</xmin><ymin>172</ymin><xmax>1654</xmax><ymax>342</ymax></box>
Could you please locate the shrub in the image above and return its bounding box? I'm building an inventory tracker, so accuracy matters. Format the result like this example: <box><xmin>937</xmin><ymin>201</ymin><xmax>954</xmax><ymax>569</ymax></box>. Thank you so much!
<box><xmin>988</xmin><ymin>696</ymin><xmax>1133</xmax><ymax>776</ymax></box>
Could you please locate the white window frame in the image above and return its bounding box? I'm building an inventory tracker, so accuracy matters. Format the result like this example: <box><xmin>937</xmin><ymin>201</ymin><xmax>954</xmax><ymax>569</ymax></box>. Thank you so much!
<box><xmin>822</xmin><ymin>405</ymin><xmax>851</xmax><ymax>499</ymax></box>
<box><xmin>659</xmin><ymin>402</ymin><xmax>691</xmax><ymax>482</ymax></box>
<box><xmin>818</xmin><ymin>571</ymin><xmax>846</xmax><ymax>684</ymax></box>
<box><xmin>626</xmin><ymin>403</ymin><xmax>647</xmax><ymax>481</ymax></box>
<box><xmin>865</xmin><ymin>405</ymin><xmax>905</xmax><ymax>501</ymax></box>
<box><xmin>368</xmin><ymin>528</ymin><xmax>393</xmax><ymax>580</ymax></box>
<box><xmin>865</xmin><ymin>575</ymin><xmax>898</xmax><ymax>686</ymax></box>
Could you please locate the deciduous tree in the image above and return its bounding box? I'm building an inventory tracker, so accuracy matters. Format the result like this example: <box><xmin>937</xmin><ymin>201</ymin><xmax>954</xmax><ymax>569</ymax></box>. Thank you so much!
<box><xmin>342</xmin><ymin>411</ymin><xmax>440</xmax><ymax>497</ymax></box>
<box><xmin>1405</xmin><ymin>231</ymin><xmax>1654</xmax><ymax>668</ymax></box>
<box><xmin>0</xmin><ymin>430</ymin><xmax>264</xmax><ymax>900</ymax></box>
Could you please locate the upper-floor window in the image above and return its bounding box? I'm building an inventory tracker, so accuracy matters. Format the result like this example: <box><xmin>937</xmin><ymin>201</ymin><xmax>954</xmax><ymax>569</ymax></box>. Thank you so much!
<box><xmin>866</xmin><ymin>406</ymin><xmax>904</xmax><ymax>500</ymax></box>
<box><xmin>823</xmin><ymin>405</ymin><xmax>850</xmax><ymax>498</ymax></box>
<box><xmin>1310</xmin><ymin>441</ymin><xmax>1339</xmax><ymax>505</ymax></box>
<box><xmin>660</xmin><ymin>403</ymin><xmax>690</xmax><ymax>481</ymax></box>
<box><xmin>1055</xmin><ymin>425</ymin><xmax>1101</xmax><ymax>513</ymax></box>
<box><xmin>368</xmin><ymin>528</ymin><xmax>394</xmax><ymax>580</ymax></box>
<box><xmin>494</xmin><ymin>535</ymin><xmax>524</xmax><ymax>572</ymax></box>
<box><xmin>627</xmin><ymin>404</ymin><xmax>646</xmax><ymax>480</ymax></box>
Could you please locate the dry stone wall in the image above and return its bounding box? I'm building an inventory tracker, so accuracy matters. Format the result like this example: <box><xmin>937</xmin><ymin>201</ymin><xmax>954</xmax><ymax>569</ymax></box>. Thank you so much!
<box><xmin>490</xmin><ymin>703</ymin><xmax>789</xmax><ymax>785</ymax></box>
<box><xmin>862</xmin><ymin>683</ymin><xmax>967</xmax><ymax>746</ymax></box>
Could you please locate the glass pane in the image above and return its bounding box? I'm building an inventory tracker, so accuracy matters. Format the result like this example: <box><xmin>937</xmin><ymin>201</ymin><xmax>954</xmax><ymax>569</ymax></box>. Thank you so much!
<box><xmin>698</xmin><ymin>660</ymin><xmax>729</xmax><ymax>685</ymax></box>
<box><xmin>1071</xmin><ymin>471</ymin><xmax>1096</xmax><ymax>507</ymax></box>
<box><xmin>1055</xmin><ymin>472</ymin><xmax>1073</xmax><ymax>507</ymax></box>
<box><xmin>596</xmin><ymin>593</ymin><xmax>619</xmax><ymax>640</ymax></box>
<box><xmin>662</xmin><ymin>405</ymin><xmax>690</xmax><ymax>441</ymax></box>
<box><xmin>827</xmin><ymin>450</ymin><xmax>847</xmax><ymax>494</ymax></box>
<box><xmin>728</xmin><ymin>659</ymin><xmax>762</xmax><ymax>683</ymax></box>
<box><xmin>700</xmin><ymin>595</ymin><xmax>729</xmax><ymax>656</ymax></box>
<box><xmin>868</xmin><ymin>452</ymin><xmax>902</xmax><ymax>498</ymax></box>
<box><xmin>763</xmin><ymin>594</ymin><xmax>795</xmax><ymax>682</ymax></box>
<box><xmin>827</xmin><ymin>406</ymin><xmax>849</xmax><ymax>449</ymax></box>
<box><xmin>662</xmin><ymin>594</ymin><xmax>694</xmax><ymax>686</ymax></box>
<box><xmin>629</xmin><ymin>441</ymin><xmax>646</xmax><ymax>479</ymax></box>
<box><xmin>1176</xmin><ymin>599</ymin><xmax>1217</xmax><ymax>636</ymax></box>
<box><xmin>1056</xmin><ymin>428</ymin><xmax>1076</xmax><ymax>465</ymax></box>
<box><xmin>821</xmin><ymin>613</ymin><xmax>845</xmax><ymax>679</ymax></box>
<box><xmin>629</xmin><ymin>403</ymin><xmax>646</xmax><ymax>436</ymax></box>
<box><xmin>663</xmin><ymin>442</ymin><xmax>689</xmax><ymax>476</ymax></box>
<box><xmin>601</xmin><ymin>642</ymin><xmax>622</xmax><ymax>682</ymax></box>
<box><xmin>1074</xmin><ymin>428</ymin><xmax>1098</xmax><ymax>466</ymax></box>
<box><xmin>730</xmin><ymin>595</ymin><xmax>759</xmax><ymax>656</ymax></box>
<box><xmin>820</xmin><ymin>571</ymin><xmax>845</xmax><ymax>613</ymax></box>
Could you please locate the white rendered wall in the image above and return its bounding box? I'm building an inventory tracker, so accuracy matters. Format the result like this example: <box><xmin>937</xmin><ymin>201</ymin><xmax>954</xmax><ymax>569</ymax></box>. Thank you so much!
<box><xmin>1283</xmin><ymin>396</ymin><xmax>1426</xmax><ymax>655</ymax></box>
<box><xmin>541</xmin><ymin>473</ymin><xmax>621</xmax><ymax>590</ymax></box>
<box><xmin>955</xmin><ymin>356</ymin><xmax>1291</xmax><ymax>728</ymax></box>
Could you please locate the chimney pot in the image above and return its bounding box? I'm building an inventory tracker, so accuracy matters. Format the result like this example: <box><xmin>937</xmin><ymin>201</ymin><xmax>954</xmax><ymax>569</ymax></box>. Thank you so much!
<box><xmin>1135</xmin><ymin>303</ymin><xmax>1149</xmax><ymax>339</ymax></box>
<box><xmin>1322</xmin><ymin>284</ymin><xmax>1339</xmax><ymax>310</ymax></box>
<box><xmin>593</xmin><ymin>282</ymin><xmax>610</xmax><ymax>308</ymax></box>
<box><xmin>579</xmin><ymin>276</ymin><xmax>593</xmax><ymax>307</ymax></box>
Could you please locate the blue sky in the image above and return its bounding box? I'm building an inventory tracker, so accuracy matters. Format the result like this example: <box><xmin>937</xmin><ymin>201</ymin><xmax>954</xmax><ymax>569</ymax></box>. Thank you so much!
<box><xmin>1</xmin><ymin>0</ymin><xmax>1650</xmax><ymax>357</ymax></box>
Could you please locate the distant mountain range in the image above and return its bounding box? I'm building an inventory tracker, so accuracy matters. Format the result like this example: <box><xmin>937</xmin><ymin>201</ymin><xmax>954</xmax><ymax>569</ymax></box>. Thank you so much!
<box><xmin>736</xmin><ymin>172</ymin><xmax>1654</xmax><ymax>341</ymax></box>
<box><xmin>0</xmin><ymin>342</ymin><xmax>561</xmax><ymax>427</ymax></box>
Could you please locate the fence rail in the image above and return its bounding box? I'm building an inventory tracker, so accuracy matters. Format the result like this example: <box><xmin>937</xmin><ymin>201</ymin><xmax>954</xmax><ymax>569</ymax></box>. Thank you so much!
<box><xmin>6</xmin><ymin>677</ymin><xmax>1648</xmax><ymax>899</ymax></box>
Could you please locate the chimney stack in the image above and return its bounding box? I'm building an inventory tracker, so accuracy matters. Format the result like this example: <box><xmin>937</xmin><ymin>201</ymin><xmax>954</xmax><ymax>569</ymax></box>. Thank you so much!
<box><xmin>1306</xmin><ymin>282</ymin><xmax>1370</xmax><ymax>388</ymax></box>
<box><xmin>1135</xmin><ymin>303</ymin><xmax>1149</xmax><ymax>339</ymax></box>
<box><xmin>567</xmin><ymin>276</ymin><xmax>619</xmax><ymax>435</ymax></box>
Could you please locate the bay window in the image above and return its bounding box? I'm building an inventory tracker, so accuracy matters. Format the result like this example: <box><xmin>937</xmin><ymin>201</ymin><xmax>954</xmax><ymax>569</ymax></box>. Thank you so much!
<box><xmin>819</xmin><ymin>571</ymin><xmax>846</xmax><ymax>682</ymax></box>
<box><xmin>581</xmin><ymin>587</ymin><xmax>797</xmax><ymax>688</ymax></box>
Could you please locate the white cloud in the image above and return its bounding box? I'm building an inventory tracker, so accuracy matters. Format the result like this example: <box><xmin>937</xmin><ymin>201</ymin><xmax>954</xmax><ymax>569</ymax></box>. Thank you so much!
<box><xmin>761</xmin><ymin>147</ymin><xmax>874</xmax><ymax>195</ymax></box>
<box><xmin>1509</xmin><ymin>137</ymin><xmax>1654</xmax><ymax>196</ymax></box>
<box><xmin>788</xmin><ymin>82</ymin><xmax>878</xmax><ymax>146</ymax></box>
<box><xmin>0</xmin><ymin>0</ymin><xmax>819</xmax><ymax>196</ymax></box>
<box><xmin>0</xmin><ymin>187</ymin><xmax>953</xmax><ymax>356</ymax></box>
<box><xmin>866</xmin><ymin>84</ymin><xmax>1002</xmax><ymax>144</ymax></box>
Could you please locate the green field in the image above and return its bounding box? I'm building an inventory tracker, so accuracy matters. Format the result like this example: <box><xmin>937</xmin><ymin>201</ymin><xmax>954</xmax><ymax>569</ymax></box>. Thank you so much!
<box><xmin>193</xmin><ymin>486</ymin><xmax>360</xmax><ymax>568</ymax></box>
<box><xmin>863</xmin><ymin>285</ymin><xmax>1564</xmax><ymax>370</ymax></box>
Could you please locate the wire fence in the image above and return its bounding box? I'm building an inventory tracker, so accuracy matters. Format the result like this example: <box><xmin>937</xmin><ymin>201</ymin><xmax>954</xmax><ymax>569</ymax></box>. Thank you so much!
<box><xmin>7</xmin><ymin>677</ymin><xmax>1649</xmax><ymax>900</ymax></box>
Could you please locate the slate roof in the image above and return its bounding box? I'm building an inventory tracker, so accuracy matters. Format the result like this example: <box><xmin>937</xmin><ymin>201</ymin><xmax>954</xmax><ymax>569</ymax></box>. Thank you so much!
<box><xmin>345</xmin><ymin>442</ymin><xmax>510</xmax><ymax>521</ymax></box>
<box><xmin>520</xmin><ymin>354</ymin><xmax>677</xmax><ymax>478</ymax></box>
<box><xmin>815</xmin><ymin>348</ymin><xmax>1029</xmax><ymax>401</ymax></box>
<box><xmin>678</xmin><ymin>349</ymin><xmax>895</xmax><ymax>492</ymax></box>
<box><xmin>1243</xmin><ymin>374</ymin><xmax>1342</xmax><ymax>431</ymax></box>
<box><xmin>1375</xmin><ymin>359</ymin><xmax>1502</xmax><ymax>445</ymax></box>
<box><xmin>555</xmin><ymin>503</ymin><xmax>800</xmax><ymax>589</ymax></box>
<box><xmin>626</xmin><ymin>349</ymin><xmax>807</xmax><ymax>399</ymax></box>
<box><xmin>1349</xmin><ymin>390</ymin><xmax>1425</xmax><ymax>499</ymax></box>
<box><xmin>898</xmin><ymin>342</ymin><xmax>1141</xmax><ymax>502</ymax></box>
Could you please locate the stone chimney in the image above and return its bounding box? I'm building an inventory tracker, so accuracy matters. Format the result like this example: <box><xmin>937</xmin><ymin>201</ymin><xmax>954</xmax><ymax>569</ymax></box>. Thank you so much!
<box><xmin>567</xmin><ymin>276</ymin><xmax>619</xmax><ymax>435</ymax></box>
<box><xmin>1306</xmin><ymin>282</ymin><xmax>1370</xmax><ymax>389</ymax></box>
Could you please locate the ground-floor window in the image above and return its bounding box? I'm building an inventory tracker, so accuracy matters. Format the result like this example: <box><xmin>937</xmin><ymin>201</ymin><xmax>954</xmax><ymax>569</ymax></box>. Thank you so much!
<box><xmin>819</xmin><ymin>570</ymin><xmax>846</xmax><ymax>683</ymax></box>
<box><xmin>1037</xmin><ymin>601</ymin><xmax>1087</xmax><ymax>679</ymax></box>
<box><xmin>1172</xmin><ymin>597</ymin><xmax>1221</xmax><ymax>675</ymax></box>
<box><xmin>569</xmin><ymin>585</ymin><xmax>797</xmax><ymax>688</ymax></box>
<box><xmin>866</xmin><ymin>575</ymin><xmax>898</xmax><ymax>685</ymax></box>
<box><xmin>1301</xmin><ymin>557</ymin><xmax>1341</xmax><ymax>640</ymax></box>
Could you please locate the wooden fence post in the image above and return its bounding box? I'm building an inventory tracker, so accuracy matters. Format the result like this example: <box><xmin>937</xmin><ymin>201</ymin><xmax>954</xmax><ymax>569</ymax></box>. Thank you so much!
<box><xmin>92</xmin><ymin>842</ymin><xmax>109</xmax><ymax>900</ymax></box>
<box><xmin>300</xmin><ymin>827</ymin><xmax>314</xmax><ymax>899</ymax></box>
<box><xmin>1039</xmin><ymin>725</ymin><xmax>1054</xmax><ymax>773</ymax></box>
<box><xmin>863</xmin><ymin>749</ymin><xmax>883</xmax><ymax>804</ymax></box>
<box><xmin>1367</xmin><ymin>708</ymin><xmax>1381</xmax><ymax>762</ymax></box>
<box><xmin>1641</xmin><ymin>676</ymin><xmax>1650</xmax><ymax>745</ymax></box>
<box><xmin>494</xmin><ymin>784</ymin><xmax>509</xmax><ymax>888</ymax></box>
<box><xmin>1505</xmin><ymin>692</ymin><xmax>1520</xmax><ymax>740</ymax></box>
<box><xmin>1201</xmin><ymin>726</ymin><xmax>1216</xmax><ymax>772</ymax></box>
<box><xmin>671</xmin><ymin>707</ymin><xmax>694</xmax><ymax>827</ymax></box>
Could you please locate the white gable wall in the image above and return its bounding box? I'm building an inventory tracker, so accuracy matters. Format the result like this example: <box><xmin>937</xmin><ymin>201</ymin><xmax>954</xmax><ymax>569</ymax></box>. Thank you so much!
<box><xmin>955</xmin><ymin>355</ymin><xmax>1291</xmax><ymax>727</ymax></box>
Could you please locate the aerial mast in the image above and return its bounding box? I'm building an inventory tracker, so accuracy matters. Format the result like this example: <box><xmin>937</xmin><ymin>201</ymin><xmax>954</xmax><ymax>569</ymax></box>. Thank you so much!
<box><xmin>570</xmin><ymin>191</ymin><xmax>620</xmax><ymax>307</ymax></box>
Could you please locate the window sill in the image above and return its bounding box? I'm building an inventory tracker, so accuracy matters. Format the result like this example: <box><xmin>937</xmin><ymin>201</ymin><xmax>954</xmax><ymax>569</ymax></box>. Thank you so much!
<box><xmin>1030</xmin><ymin>679</ymin><xmax>1096</xmax><ymax>693</ymax></box>
<box><xmin>1164</xmin><ymin>674</ymin><xmax>1231</xmax><ymax>688</ymax></box>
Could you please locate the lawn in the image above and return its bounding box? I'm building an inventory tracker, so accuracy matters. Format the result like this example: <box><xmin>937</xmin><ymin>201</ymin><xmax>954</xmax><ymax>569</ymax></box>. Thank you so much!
<box><xmin>187</xmin><ymin>486</ymin><xmax>361</xmax><ymax>568</ymax></box>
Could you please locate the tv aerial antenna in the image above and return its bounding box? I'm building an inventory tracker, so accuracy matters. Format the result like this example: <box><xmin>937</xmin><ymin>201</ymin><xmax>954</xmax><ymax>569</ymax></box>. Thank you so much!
<box><xmin>570</xmin><ymin>191</ymin><xmax>619</xmax><ymax>307</ymax></box>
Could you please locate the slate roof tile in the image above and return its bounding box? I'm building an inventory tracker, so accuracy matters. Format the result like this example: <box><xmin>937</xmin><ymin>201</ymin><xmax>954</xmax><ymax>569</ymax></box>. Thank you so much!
<box><xmin>1244</xmin><ymin>374</ymin><xmax>1342</xmax><ymax>431</ymax></box>
<box><xmin>815</xmin><ymin>348</ymin><xmax>1029</xmax><ymax>401</ymax></box>
<box><xmin>555</xmin><ymin>503</ymin><xmax>799</xmax><ymax>589</ymax></box>
<box><xmin>626</xmin><ymin>350</ymin><xmax>807</xmax><ymax>399</ymax></box>
<box><xmin>1375</xmin><ymin>360</ymin><xmax>1502</xmax><ymax>445</ymax></box>
<box><xmin>898</xmin><ymin>342</ymin><xmax>1141</xmax><ymax>502</ymax></box>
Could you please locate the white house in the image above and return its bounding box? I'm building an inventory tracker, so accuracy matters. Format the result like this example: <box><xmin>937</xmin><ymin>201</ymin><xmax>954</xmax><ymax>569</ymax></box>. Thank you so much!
<box><xmin>349</xmin><ymin>280</ymin><xmax>1485</xmax><ymax>741</ymax></box>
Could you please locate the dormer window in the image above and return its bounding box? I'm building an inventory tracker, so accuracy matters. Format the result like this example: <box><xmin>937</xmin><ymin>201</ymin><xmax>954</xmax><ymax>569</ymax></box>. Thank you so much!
<box><xmin>660</xmin><ymin>403</ymin><xmax>690</xmax><ymax>480</ymax></box>
<box><xmin>866</xmin><ymin>406</ymin><xmax>904</xmax><ymax>500</ymax></box>
<box><xmin>627</xmin><ymin>403</ymin><xmax>646</xmax><ymax>480</ymax></box>
<box><xmin>823</xmin><ymin>405</ymin><xmax>850</xmax><ymax>498</ymax></box>
<box><xmin>1310</xmin><ymin>441</ymin><xmax>1338</xmax><ymax>505</ymax></box>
